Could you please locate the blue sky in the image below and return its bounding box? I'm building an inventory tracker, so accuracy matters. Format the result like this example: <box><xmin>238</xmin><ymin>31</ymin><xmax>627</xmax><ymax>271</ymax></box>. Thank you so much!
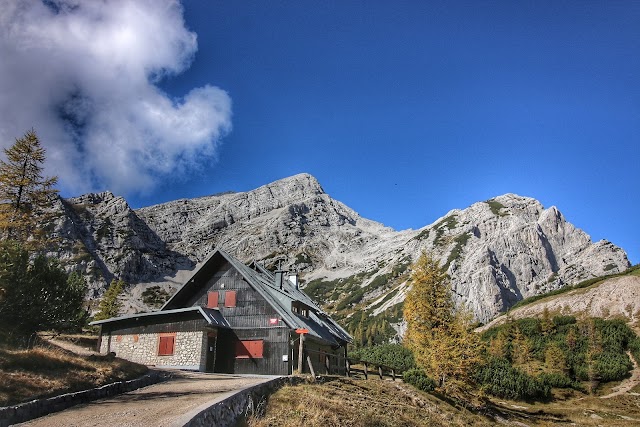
<box><xmin>0</xmin><ymin>1</ymin><xmax>637</xmax><ymax>264</ymax></box>
<box><xmin>164</xmin><ymin>1</ymin><xmax>639</xmax><ymax>264</ymax></box>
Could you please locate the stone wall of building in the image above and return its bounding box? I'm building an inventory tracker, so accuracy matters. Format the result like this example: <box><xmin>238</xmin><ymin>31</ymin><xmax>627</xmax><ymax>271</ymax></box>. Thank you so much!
<box><xmin>100</xmin><ymin>330</ymin><xmax>206</xmax><ymax>370</ymax></box>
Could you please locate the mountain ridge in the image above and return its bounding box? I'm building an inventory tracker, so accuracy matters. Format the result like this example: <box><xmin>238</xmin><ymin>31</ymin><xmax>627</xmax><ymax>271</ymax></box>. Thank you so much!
<box><xmin>45</xmin><ymin>173</ymin><xmax>630</xmax><ymax>327</ymax></box>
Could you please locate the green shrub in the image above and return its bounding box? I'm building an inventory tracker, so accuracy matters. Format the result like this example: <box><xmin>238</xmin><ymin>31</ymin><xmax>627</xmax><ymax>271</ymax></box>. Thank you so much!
<box><xmin>552</xmin><ymin>315</ymin><xmax>577</xmax><ymax>327</ymax></box>
<box><xmin>629</xmin><ymin>336</ymin><xmax>640</xmax><ymax>364</ymax></box>
<box><xmin>473</xmin><ymin>358</ymin><xmax>550</xmax><ymax>400</ymax></box>
<box><xmin>349</xmin><ymin>344</ymin><xmax>415</xmax><ymax>372</ymax></box>
<box><xmin>595</xmin><ymin>351</ymin><xmax>633</xmax><ymax>382</ymax></box>
<box><xmin>403</xmin><ymin>368</ymin><xmax>436</xmax><ymax>392</ymax></box>
<box><xmin>538</xmin><ymin>372</ymin><xmax>581</xmax><ymax>390</ymax></box>
<box><xmin>141</xmin><ymin>286</ymin><xmax>170</xmax><ymax>308</ymax></box>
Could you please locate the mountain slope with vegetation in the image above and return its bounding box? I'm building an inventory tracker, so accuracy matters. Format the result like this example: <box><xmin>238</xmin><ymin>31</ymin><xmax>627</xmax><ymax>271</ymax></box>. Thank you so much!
<box><xmin>479</xmin><ymin>266</ymin><xmax>640</xmax><ymax>333</ymax></box>
<box><xmin>39</xmin><ymin>174</ymin><xmax>629</xmax><ymax>333</ymax></box>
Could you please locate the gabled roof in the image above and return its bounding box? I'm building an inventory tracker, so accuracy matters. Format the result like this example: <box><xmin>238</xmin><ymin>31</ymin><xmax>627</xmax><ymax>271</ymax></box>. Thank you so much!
<box><xmin>89</xmin><ymin>306</ymin><xmax>230</xmax><ymax>328</ymax></box>
<box><xmin>162</xmin><ymin>248</ymin><xmax>352</xmax><ymax>346</ymax></box>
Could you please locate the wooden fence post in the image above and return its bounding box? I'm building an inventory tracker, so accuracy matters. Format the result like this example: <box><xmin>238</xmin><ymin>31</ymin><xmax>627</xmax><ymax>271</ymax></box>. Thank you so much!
<box><xmin>307</xmin><ymin>355</ymin><xmax>316</xmax><ymax>377</ymax></box>
<box><xmin>297</xmin><ymin>332</ymin><xmax>305</xmax><ymax>373</ymax></box>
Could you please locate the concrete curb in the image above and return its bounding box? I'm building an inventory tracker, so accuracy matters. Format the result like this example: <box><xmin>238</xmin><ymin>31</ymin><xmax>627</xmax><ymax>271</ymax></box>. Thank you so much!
<box><xmin>0</xmin><ymin>370</ymin><xmax>169</xmax><ymax>427</ymax></box>
<box><xmin>182</xmin><ymin>376</ymin><xmax>306</xmax><ymax>427</ymax></box>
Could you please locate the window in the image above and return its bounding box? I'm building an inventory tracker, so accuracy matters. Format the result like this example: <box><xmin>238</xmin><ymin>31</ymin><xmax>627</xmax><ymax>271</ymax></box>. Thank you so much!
<box><xmin>207</xmin><ymin>291</ymin><xmax>219</xmax><ymax>308</ymax></box>
<box><xmin>158</xmin><ymin>333</ymin><xmax>176</xmax><ymax>356</ymax></box>
<box><xmin>235</xmin><ymin>339</ymin><xmax>264</xmax><ymax>359</ymax></box>
<box><xmin>292</xmin><ymin>301</ymin><xmax>310</xmax><ymax>317</ymax></box>
<box><xmin>224</xmin><ymin>290</ymin><xmax>237</xmax><ymax>308</ymax></box>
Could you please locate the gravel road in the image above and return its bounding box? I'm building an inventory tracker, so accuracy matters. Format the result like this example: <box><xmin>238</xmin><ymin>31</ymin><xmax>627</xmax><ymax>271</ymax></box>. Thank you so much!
<box><xmin>16</xmin><ymin>371</ymin><xmax>277</xmax><ymax>427</ymax></box>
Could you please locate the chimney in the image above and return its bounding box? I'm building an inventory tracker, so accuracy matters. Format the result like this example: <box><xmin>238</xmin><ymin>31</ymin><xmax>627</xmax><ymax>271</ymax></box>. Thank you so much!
<box><xmin>275</xmin><ymin>271</ymin><xmax>284</xmax><ymax>290</ymax></box>
<box><xmin>288</xmin><ymin>273</ymin><xmax>299</xmax><ymax>290</ymax></box>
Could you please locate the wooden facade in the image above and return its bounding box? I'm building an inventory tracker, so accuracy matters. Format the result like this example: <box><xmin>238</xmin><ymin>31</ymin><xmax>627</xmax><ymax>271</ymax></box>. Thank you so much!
<box><xmin>92</xmin><ymin>248</ymin><xmax>352</xmax><ymax>376</ymax></box>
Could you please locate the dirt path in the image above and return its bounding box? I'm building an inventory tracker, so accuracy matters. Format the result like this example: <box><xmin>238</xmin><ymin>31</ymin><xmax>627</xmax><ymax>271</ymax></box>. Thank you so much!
<box><xmin>600</xmin><ymin>352</ymin><xmax>640</xmax><ymax>399</ymax></box>
<box><xmin>42</xmin><ymin>336</ymin><xmax>98</xmax><ymax>356</ymax></box>
<box><xmin>16</xmin><ymin>371</ymin><xmax>277</xmax><ymax>427</ymax></box>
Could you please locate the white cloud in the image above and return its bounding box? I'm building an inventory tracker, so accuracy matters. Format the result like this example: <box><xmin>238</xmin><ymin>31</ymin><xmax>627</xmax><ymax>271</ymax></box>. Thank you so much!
<box><xmin>0</xmin><ymin>0</ymin><xmax>231</xmax><ymax>196</ymax></box>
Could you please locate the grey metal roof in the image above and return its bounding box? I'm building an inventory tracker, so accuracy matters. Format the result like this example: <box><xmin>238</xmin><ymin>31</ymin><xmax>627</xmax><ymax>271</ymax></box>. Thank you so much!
<box><xmin>162</xmin><ymin>248</ymin><xmax>352</xmax><ymax>346</ymax></box>
<box><xmin>89</xmin><ymin>306</ymin><xmax>230</xmax><ymax>328</ymax></box>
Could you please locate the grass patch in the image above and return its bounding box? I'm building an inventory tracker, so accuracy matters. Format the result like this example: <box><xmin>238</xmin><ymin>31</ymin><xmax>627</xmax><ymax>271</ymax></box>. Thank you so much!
<box><xmin>412</xmin><ymin>228</ymin><xmax>430</xmax><ymax>241</ymax></box>
<box><xmin>0</xmin><ymin>343</ymin><xmax>147</xmax><ymax>406</ymax></box>
<box><xmin>433</xmin><ymin>215</ymin><xmax>458</xmax><ymax>247</ymax></box>
<box><xmin>247</xmin><ymin>377</ymin><xmax>492</xmax><ymax>427</ymax></box>
<box><xmin>444</xmin><ymin>232</ymin><xmax>471</xmax><ymax>270</ymax></box>
<box><xmin>485</xmin><ymin>199</ymin><xmax>509</xmax><ymax>217</ymax></box>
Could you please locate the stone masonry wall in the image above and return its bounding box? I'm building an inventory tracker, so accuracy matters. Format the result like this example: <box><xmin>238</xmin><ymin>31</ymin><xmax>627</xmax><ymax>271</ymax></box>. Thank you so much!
<box><xmin>0</xmin><ymin>371</ymin><xmax>168</xmax><ymax>427</ymax></box>
<box><xmin>101</xmin><ymin>330</ymin><xmax>206</xmax><ymax>369</ymax></box>
<box><xmin>182</xmin><ymin>376</ymin><xmax>306</xmax><ymax>427</ymax></box>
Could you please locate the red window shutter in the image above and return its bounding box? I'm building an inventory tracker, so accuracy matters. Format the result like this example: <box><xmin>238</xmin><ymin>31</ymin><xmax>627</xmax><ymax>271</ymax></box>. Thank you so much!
<box><xmin>207</xmin><ymin>291</ymin><xmax>218</xmax><ymax>308</ymax></box>
<box><xmin>235</xmin><ymin>340</ymin><xmax>250</xmax><ymax>358</ymax></box>
<box><xmin>158</xmin><ymin>334</ymin><xmax>176</xmax><ymax>356</ymax></box>
<box><xmin>250</xmin><ymin>340</ymin><xmax>264</xmax><ymax>358</ymax></box>
<box><xmin>235</xmin><ymin>340</ymin><xmax>263</xmax><ymax>359</ymax></box>
<box><xmin>225</xmin><ymin>290</ymin><xmax>237</xmax><ymax>308</ymax></box>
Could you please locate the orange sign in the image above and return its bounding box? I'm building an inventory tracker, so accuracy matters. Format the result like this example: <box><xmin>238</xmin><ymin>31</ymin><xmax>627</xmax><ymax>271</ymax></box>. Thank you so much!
<box><xmin>295</xmin><ymin>328</ymin><xmax>309</xmax><ymax>334</ymax></box>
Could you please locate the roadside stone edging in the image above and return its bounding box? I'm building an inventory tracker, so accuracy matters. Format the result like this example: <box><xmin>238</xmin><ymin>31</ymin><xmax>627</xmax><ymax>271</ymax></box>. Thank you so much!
<box><xmin>183</xmin><ymin>375</ymin><xmax>307</xmax><ymax>427</ymax></box>
<box><xmin>0</xmin><ymin>369</ymin><xmax>169</xmax><ymax>427</ymax></box>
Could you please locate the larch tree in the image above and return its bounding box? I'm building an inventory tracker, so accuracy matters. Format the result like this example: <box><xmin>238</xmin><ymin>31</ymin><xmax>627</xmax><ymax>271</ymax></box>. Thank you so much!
<box><xmin>0</xmin><ymin>129</ymin><xmax>58</xmax><ymax>245</ymax></box>
<box><xmin>403</xmin><ymin>251</ymin><xmax>482</xmax><ymax>390</ymax></box>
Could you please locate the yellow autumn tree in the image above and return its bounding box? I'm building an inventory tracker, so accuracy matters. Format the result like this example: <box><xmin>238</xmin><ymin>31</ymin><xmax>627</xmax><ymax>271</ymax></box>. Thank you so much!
<box><xmin>403</xmin><ymin>251</ymin><xmax>482</xmax><ymax>390</ymax></box>
<box><xmin>511</xmin><ymin>326</ymin><xmax>534</xmax><ymax>373</ymax></box>
<box><xmin>0</xmin><ymin>129</ymin><xmax>58</xmax><ymax>245</ymax></box>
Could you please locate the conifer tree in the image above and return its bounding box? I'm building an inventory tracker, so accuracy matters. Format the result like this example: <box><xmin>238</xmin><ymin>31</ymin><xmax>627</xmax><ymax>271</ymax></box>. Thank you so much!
<box><xmin>511</xmin><ymin>326</ymin><xmax>533</xmax><ymax>372</ymax></box>
<box><xmin>93</xmin><ymin>279</ymin><xmax>125</xmax><ymax>321</ymax></box>
<box><xmin>0</xmin><ymin>241</ymin><xmax>87</xmax><ymax>342</ymax></box>
<box><xmin>0</xmin><ymin>129</ymin><xmax>58</xmax><ymax>244</ymax></box>
<box><xmin>403</xmin><ymin>251</ymin><xmax>482</xmax><ymax>390</ymax></box>
<box><xmin>544</xmin><ymin>341</ymin><xmax>567</xmax><ymax>374</ymax></box>
<box><xmin>488</xmin><ymin>329</ymin><xmax>509</xmax><ymax>359</ymax></box>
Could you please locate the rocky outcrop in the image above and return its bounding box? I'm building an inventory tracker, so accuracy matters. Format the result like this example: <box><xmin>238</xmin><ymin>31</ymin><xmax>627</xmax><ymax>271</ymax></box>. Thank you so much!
<box><xmin>409</xmin><ymin>194</ymin><xmax>630</xmax><ymax>322</ymax></box>
<box><xmin>47</xmin><ymin>173</ymin><xmax>630</xmax><ymax>322</ymax></box>
<box><xmin>45</xmin><ymin>192</ymin><xmax>193</xmax><ymax>298</ymax></box>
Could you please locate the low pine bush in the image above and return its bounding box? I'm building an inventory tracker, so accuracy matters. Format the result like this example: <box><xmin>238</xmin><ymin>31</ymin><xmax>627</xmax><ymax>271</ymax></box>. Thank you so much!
<box><xmin>349</xmin><ymin>344</ymin><xmax>415</xmax><ymax>372</ymax></box>
<box><xmin>403</xmin><ymin>368</ymin><xmax>436</xmax><ymax>392</ymax></box>
<box><xmin>473</xmin><ymin>358</ymin><xmax>550</xmax><ymax>400</ymax></box>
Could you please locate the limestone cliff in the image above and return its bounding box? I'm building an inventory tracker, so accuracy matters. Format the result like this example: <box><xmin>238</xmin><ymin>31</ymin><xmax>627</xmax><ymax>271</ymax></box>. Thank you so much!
<box><xmin>48</xmin><ymin>173</ymin><xmax>630</xmax><ymax>322</ymax></box>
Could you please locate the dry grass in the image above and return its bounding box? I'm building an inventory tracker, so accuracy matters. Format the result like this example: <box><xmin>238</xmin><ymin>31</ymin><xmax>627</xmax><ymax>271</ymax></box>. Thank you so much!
<box><xmin>247</xmin><ymin>377</ymin><xmax>494</xmax><ymax>427</ymax></box>
<box><xmin>486</xmin><ymin>382</ymin><xmax>640</xmax><ymax>426</ymax></box>
<box><xmin>245</xmin><ymin>377</ymin><xmax>640</xmax><ymax>427</ymax></box>
<box><xmin>0</xmin><ymin>343</ymin><xmax>147</xmax><ymax>407</ymax></box>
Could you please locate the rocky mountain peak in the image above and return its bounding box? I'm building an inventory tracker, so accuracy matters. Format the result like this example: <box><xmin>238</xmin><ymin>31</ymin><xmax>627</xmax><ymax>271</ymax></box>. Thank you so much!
<box><xmin>45</xmin><ymin>174</ymin><xmax>629</xmax><ymax>326</ymax></box>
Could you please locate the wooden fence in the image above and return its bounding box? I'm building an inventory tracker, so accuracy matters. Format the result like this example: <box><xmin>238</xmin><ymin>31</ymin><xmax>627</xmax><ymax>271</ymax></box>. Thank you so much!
<box><xmin>345</xmin><ymin>358</ymin><xmax>401</xmax><ymax>381</ymax></box>
<box><xmin>302</xmin><ymin>348</ymin><xmax>402</xmax><ymax>380</ymax></box>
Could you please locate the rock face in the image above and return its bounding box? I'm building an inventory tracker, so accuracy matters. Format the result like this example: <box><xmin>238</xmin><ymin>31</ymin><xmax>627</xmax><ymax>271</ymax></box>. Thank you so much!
<box><xmin>47</xmin><ymin>173</ymin><xmax>630</xmax><ymax>322</ymax></box>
